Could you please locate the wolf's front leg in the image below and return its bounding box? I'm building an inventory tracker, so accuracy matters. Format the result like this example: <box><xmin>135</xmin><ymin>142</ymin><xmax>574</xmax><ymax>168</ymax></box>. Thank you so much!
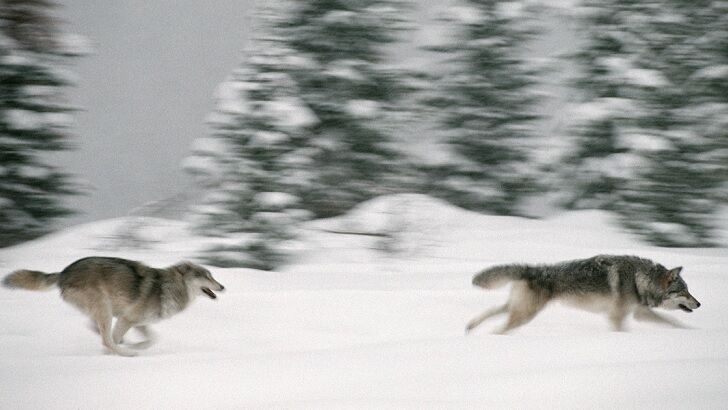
<box><xmin>633</xmin><ymin>306</ymin><xmax>687</xmax><ymax>328</ymax></box>
<box><xmin>608</xmin><ymin>300</ymin><xmax>629</xmax><ymax>331</ymax></box>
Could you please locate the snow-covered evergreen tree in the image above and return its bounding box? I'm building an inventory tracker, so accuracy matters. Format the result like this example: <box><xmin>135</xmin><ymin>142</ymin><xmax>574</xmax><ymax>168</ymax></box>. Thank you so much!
<box><xmin>683</xmin><ymin>1</ymin><xmax>728</xmax><ymax>206</ymax></box>
<box><xmin>422</xmin><ymin>1</ymin><xmax>542</xmax><ymax>215</ymax></box>
<box><xmin>186</xmin><ymin>0</ymin><xmax>409</xmax><ymax>269</ymax></box>
<box><xmin>560</xmin><ymin>2</ymin><xmax>635</xmax><ymax>211</ymax></box>
<box><xmin>281</xmin><ymin>0</ymin><xmax>407</xmax><ymax>218</ymax></box>
<box><xmin>0</xmin><ymin>0</ymin><xmax>85</xmax><ymax>247</ymax></box>
<box><xmin>185</xmin><ymin>4</ymin><xmax>316</xmax><ymax>270</ymax></box>
<box><xmin>567</xmin><ymin>0</ymin><xmax>728</xmax><ymax>246</ymax></box>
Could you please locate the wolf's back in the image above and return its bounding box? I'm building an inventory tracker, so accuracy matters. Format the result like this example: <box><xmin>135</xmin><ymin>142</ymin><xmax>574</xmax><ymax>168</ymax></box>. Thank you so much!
<box><xmin>3</xmin><ymin>270</ymin><xmax>60</xmax><ymax>290</ymax></box>
<box><xmin>472</xmin><ymin>264</ymin><xmax>528</xmax><ymax>289</ymax></box>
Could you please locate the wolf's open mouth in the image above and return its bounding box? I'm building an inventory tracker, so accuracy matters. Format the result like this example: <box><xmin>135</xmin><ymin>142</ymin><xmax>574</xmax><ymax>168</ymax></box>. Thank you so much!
<box><xmin>679</xmin><ymin>304</ymin><xmax>692</xmax><ymax>313</ymax></box>
<box><xmin>202</xmin><ymin>287</ymin><xmax>217</xmax><ymax>299</ymax></box>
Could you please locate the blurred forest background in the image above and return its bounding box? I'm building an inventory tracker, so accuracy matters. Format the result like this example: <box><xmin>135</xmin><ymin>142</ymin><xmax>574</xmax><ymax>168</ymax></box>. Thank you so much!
<box><xmin>1</xmin><ymin>0</ymin><xmax>726</xmax><ymax>270</ymax></box>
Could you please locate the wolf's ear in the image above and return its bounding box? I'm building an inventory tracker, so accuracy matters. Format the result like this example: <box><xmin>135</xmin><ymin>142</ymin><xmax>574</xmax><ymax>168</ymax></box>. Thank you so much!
<box><xmin>173</xmin><ymin>261</ymin><xmax>195</xmax><ymax>275</ymax></box>
<box><xmin>661</xmin><ymin>267</ymin><xmax>682</xmax><ymax>289</ymax></box>
<box><xmin>668</xmin><ymin>266</ymin><xmax>683</xmax><ymax>277</ymax></box>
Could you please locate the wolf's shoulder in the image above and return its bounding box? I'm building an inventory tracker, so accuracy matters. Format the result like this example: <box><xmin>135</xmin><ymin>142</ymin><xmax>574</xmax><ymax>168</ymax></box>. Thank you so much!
<box><xmin>590</xmin><ymin>254</ymin><xmax>659</xmax><ymax>268</ymax></box>
<box><xmin>546</xmin><ymin>255</ymin><xmax>654</xmax><ymax>275</ymax></box>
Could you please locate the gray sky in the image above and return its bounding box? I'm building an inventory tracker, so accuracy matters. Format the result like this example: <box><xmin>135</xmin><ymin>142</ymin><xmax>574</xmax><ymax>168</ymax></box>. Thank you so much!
<box><xmin>55</xmin><ymin>0</ymin><xmax>254</xmax><ymax>225</ymax></box>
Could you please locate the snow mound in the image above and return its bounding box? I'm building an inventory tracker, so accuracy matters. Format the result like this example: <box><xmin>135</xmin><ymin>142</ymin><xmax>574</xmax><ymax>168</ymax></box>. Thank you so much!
<box><xmin>297</xmin><ymin>194</ymin><xmax>642</xmax><ymax>272</ymax></box>
<box><xmin>319</xmin><ymin>193</ymin><xmax>474</xmax><ymax>234</ymax></box>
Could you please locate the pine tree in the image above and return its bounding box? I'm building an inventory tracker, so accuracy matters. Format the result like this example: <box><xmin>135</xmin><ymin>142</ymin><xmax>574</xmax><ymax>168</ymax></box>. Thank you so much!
<box><xmin>281</xmin><ymin>0</ymin><xmax>407</xmax><ymax>218</ymax></box>
<box><xmin>567</xmin><ymin>0</ymin><xmax>727</xmax><ymax>246</ymax></box>
<box><xmin>423</xmin><ymin>1</ymin><xmax>542</xmax><ymax>215</ymax></box>
<box><xmin>0</xmin><ymin>0</ymin><xmax>84</xmax><ymax>247</ymax></box>
<box><xmin>185</xmin><ymin>3</ymin><xmax>315</xmax><ymax>270</ymax></box>
<box><xmin>561</xmin><ymin>3</ymin><xmax>635</xmax><ymax>211</ymax></box>
<box><xmin>186</xmin><ymin>0</ymin><xmax>410</xmax><ymax>269</ymax></box>
<box><xmin>187</xmin><ymin>0</ymin><xmax>416</xmax><ymax>269</ymax></box>
<box><xmin>685</xmin><ymin>1</ymin><xmax>728</xmax><ymax>206</ymax></box>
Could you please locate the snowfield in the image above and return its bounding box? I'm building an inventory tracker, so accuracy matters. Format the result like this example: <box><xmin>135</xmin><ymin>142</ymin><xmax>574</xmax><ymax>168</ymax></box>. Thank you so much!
<box><xmin>1</xmin><ymin>195</ymin><xmax>726</xmax><ymax>409</ymax></box>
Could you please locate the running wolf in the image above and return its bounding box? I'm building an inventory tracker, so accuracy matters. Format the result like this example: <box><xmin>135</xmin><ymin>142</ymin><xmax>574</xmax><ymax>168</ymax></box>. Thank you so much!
<box><xmin>3</xmin><ymin>257</ymin><xmax>225</xmax><ymax>356</ymax></box>
<box><xmin>466</xmin><ymin>255</ymin><xmax>700</xmax><ymax>334</ymax></box>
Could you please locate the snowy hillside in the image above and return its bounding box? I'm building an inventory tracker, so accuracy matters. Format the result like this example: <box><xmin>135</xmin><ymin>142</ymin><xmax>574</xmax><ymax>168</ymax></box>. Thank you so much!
<box><xmin>1</xmin><ymin>195</ymin><xmax>726</xmax><ymax>409</ymax></box>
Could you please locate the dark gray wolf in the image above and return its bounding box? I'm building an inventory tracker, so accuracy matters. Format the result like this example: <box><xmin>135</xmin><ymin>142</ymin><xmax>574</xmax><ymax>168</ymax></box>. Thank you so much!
<box><xmin>466</xmin><ymin>255</ymin><xmax>700</xmax><ymax>334</ymax></box>
<box><xmin>3</xmin><ymin>257</ymin><xmax>225</xmax><ymax>356</ymax></box>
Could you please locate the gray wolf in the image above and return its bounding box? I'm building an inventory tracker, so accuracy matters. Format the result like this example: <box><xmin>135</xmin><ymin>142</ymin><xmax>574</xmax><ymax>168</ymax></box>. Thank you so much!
<box><xmin>466</xmin><ymin>255</ymin><xmax>700</xmax><ymax>334</ymax></box>
<box><xmin>3</xmin><ymin>257</ymin><xmax>225</xmax><ymax>356</ymax></box>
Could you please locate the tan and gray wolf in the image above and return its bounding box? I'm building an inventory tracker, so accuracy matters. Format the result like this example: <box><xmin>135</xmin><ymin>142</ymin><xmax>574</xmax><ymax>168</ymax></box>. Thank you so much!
<box><xmin>466</xmin><ymin>255</ymin><xmax>700</xmax><ymax>334</ymax></box>
<box><xmin>3</xmin><ymin>257</ymin><xmax>225</xmax><ymax>356</ymax></box>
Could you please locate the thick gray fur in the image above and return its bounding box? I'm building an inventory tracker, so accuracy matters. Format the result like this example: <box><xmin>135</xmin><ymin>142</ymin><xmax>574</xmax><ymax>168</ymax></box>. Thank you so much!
<box><xmin>467</xmin><ymin>254</ymin><xmax>701</xmax><ymax>334</ymax></box>
<box><xmin>3</xmin><ymin>256</ymin><xmax>225</xmax><ymax>356</ymax></box>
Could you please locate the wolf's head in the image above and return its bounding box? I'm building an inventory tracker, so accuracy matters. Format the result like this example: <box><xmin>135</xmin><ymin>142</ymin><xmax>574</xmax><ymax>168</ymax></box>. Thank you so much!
<box><xmin>174</xmin><ymin>262</ymin><xmax>225</xmax><ymax>300</ymax></box>
<box><xmin>655</xmin><ymin>266</ymin><xmax>700</xmax><ymax>312</ymax></box>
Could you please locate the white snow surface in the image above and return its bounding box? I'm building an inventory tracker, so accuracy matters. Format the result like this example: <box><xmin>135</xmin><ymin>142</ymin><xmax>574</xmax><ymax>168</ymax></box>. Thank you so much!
<box><xmin>1</xmin><ymin>194</ymin><xmax>727</xmax><ymax>409</ymax></box>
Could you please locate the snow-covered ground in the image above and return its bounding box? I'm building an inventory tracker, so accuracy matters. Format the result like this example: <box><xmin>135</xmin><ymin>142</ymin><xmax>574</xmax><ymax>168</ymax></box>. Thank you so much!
<box><xmin>1</xmin><ymin>195</ymin><xmax>726</xmax><ymax>409</ymax></box>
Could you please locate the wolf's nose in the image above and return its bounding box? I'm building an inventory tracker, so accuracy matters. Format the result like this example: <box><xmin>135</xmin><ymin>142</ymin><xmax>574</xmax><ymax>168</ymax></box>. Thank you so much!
<box><xmin>219</xmin><ymin>285</ymin><xmax>225</xmax><ymax>291</ymax></box>
<box><xmin>696</xmin><ymin>301</ymin><xmax>701</xmax><ymax>308</ymax></box>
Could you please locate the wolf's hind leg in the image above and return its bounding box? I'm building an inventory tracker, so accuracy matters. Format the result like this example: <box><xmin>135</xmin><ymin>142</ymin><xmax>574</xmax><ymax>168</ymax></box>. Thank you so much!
<box><xmin>497</xmin><ymin>303</ymin><xmax>546</xmax><ymax>334</ymax></box>
<box><xmin>497</xmin><ymin>283</ymin><xmax>547</xmax><ymax>334</ymax></box>
<box><xmin>128</xmin><ymin>325</ymin><xmax>157</xmax><ymax>350</ymax></box>
<box><xmin>112</xmin><ymin>317</ymin><xmax>134</xmax><ymax>345</ymax></box>
<box><xmin>633</xmin><ymin>306</ymin><xmax>686</xmax><ymax>328</ymax></box>
<box><xmin>93</xmin><ymin>309</ymin><xmax>137</xmax><ymax>357</ymax></box>
<box><xmin>466</xmin><ymin>304</ymin><xmax>507</xmax><ymax>334</ymax></box>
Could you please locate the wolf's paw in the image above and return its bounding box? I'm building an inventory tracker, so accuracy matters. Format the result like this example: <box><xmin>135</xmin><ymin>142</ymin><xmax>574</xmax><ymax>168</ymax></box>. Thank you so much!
<box><xmin>129</xmin><ymin>339</ymin><xmax>155</xmax><ymax>350</ymax></box>
<box><xmin>115</xmin><ymin>348</ymin><xmax>139</xmax><ymax>357</ymax></box>
<box><xmin>104</xmin><ymin>345</ymin><xmax>139</xmax><ymax>357</ymax></box>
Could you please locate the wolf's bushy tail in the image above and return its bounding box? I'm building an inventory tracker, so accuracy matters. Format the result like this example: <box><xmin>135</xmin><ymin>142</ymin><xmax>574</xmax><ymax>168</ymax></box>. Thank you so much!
<box><xmin>472</xmin><ymin>264</ymin><xmax>528</xmax><ymax>289</ymax></box>
<box><xmin>3</xmin><ymin>270</ymin><xmax>60</xmax><ymax>290</ymax></box>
